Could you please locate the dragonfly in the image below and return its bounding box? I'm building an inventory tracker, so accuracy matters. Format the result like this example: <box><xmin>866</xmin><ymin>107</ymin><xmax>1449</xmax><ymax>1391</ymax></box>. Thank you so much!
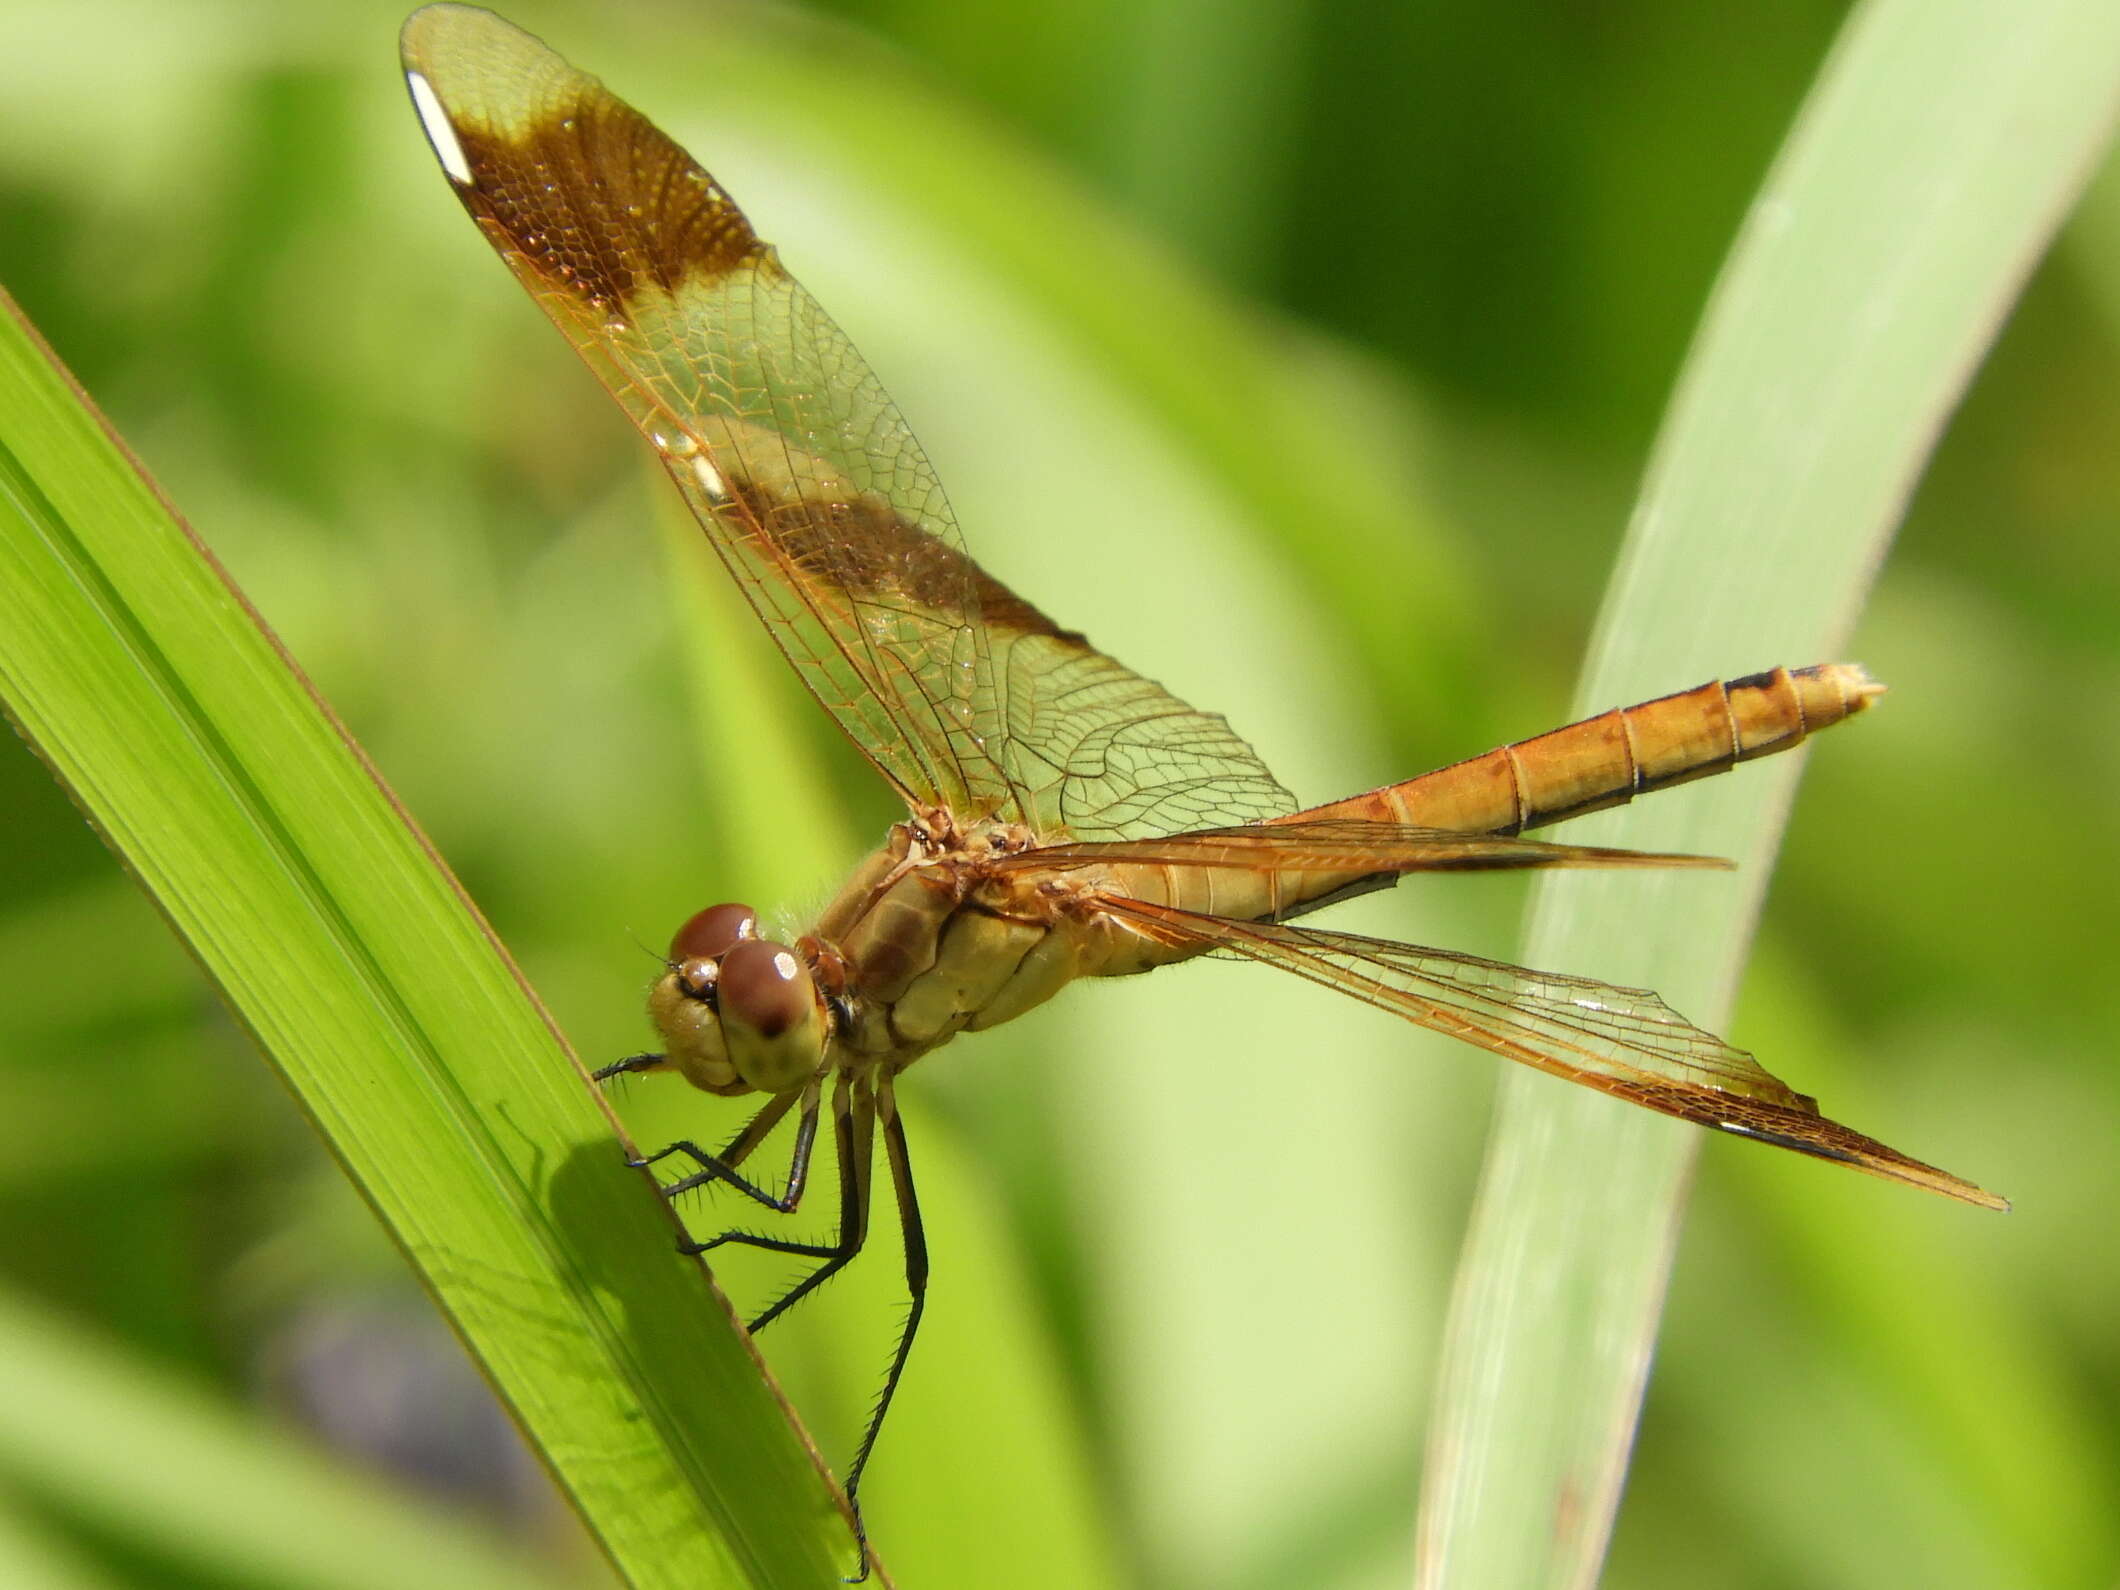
<box><xmin>401</xmin><ymin>2</ymin><xmax>2005</xmax><ymax>1561</ymax></box>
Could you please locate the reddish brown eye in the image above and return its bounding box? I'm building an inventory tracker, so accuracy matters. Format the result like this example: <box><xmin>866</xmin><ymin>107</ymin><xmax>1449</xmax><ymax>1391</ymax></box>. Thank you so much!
<box><xmin>669</xmin><ymin>902</ymin><xmax>756</xmax><ymax>963</ymax></box>
<box><xmin>717</xmin><ymin>939</ymin><xmax>810</xmax><ymax>1040</ymax></box>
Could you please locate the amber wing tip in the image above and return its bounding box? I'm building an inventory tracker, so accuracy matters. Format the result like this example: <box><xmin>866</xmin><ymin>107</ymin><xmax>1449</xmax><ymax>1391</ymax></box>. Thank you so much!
<box><xmin>1908</xmin><ymin>1162</ymin><xmax>2007</xmax><ymax>1212</ymax></box>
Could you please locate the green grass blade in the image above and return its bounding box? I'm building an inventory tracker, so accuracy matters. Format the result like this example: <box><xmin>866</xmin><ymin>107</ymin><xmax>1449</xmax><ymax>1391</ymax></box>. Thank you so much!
<box><xmin>0</xmin><ymin>292</ymin><xmax>857</xmax><ymax>1585</ymax></box>
<box><xmin>1414</xmin><ymin>2</ymin><xmax>2120</xmax><ymax>1584</ymax></box>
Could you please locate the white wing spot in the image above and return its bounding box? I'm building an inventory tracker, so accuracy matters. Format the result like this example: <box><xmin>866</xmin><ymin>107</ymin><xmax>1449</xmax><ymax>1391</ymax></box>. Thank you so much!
<box><xmin>691</xmin><ymin>455</ymin><xmax>728</xmax><ymax>502</ymax></box>
<box><xmin>406</xmin><ymin>72</ymin><xmax>472</xmax><ymax>186</ymax></box>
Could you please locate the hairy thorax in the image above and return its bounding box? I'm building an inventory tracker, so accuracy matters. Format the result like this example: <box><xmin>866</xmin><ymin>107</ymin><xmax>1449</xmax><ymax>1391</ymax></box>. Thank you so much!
<box><xmin>810</xmin><ymin>812</ymin><xmax>1178</xmax><ymax>1074</ymax></box>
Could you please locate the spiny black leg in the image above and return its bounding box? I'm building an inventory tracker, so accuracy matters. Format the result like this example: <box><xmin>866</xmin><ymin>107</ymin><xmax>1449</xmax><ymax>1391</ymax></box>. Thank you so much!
<box><xmin>593</xmin><ymin>1051</ymin><xmax>666</xmax><ymax>1081</ymax></box>
<box><xmin>641</xmin><ymin>1083</ymin><xmax>817</xmax><ymax>1208</ymax></box>
<box><xmin>697</xmin><ymin>1069</ymin><xmax>875</xmax><ymax>1335</ymax></box>
<box><xmin>840</xmin><ymin>1074</ymin><xmax>926</xmax><ymax>1581</ymax></box>
<box><xmin>635</xmin><ymin>1069</ymin><xmax>890</xmax><ymax>1577</ymax></box>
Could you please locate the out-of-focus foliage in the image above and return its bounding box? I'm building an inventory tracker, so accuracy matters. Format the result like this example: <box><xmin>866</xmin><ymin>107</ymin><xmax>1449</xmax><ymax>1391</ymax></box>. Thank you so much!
<box><xmin>0</xmin><ymin>2</ymin><xmax>2112</xmax><ymax>1587</ymax></box>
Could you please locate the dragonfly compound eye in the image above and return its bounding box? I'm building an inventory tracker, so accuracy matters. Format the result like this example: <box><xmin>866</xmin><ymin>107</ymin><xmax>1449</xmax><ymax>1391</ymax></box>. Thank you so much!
<box><xmin>669</xmin><ymin>902</ymin><xmax>757</xmax><ymax>962</ymax></box>
<box><xmin>717</xmin><ymin>938</ymin><xmax>827</xmax><ymax>1092</ymax></box>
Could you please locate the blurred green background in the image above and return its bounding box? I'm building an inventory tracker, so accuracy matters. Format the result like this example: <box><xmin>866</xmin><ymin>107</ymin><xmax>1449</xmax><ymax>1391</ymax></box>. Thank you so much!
<box><xmin>1</xmin><ymin>1</ymin><xmax>2115</xmax><ymax>1586</ymax></box>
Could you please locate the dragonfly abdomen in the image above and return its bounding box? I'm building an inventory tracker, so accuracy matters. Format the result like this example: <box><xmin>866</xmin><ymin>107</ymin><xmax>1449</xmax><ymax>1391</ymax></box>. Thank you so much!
<box><xmin>1290</xmin><ymin>664</ymin><xmax>1880</xmax><ymax>837</ymax></box>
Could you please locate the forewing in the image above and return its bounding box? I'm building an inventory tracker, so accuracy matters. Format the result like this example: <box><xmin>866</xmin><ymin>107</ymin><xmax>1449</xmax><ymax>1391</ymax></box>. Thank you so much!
<box><xmin>995</xmin><ymin>820</ymin><xmax>1732</xmax><ymax>875</ymax></box>
<box><xmin>402</xmin><ymin>6</ymin><xmax>1006</xmax><ymax>814</ymax></box>
<box><xmin>400</xmin><ymin>7</ymin><xmax>1290</xmax><ymax>838</ymax></box>
<box><xmin>1097</xmin><ymin>896</ymin><xmax>2006</xmax><ymax>1209</ymax></box>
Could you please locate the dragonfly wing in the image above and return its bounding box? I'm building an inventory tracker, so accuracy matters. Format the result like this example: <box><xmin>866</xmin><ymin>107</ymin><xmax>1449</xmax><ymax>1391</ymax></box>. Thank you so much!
<box><xmin>996</xmin><ymin>640</ymin><xmax>1292</xmax><ymax>837</ymax></box>
<box><xmin>1097</xmin><ymin>896</ymin><xmax>2006</xmax><ymax>1209</ymax></box>
<box><xmin>403</xmin><ymin>8</ymin><xmax>1002</xmax><ymax>815</ymax></box>
<box><xmin>995</xmin><ymin>819</ymin><xmax>1733</xmax><ymax>874</ymax></box>
<box><xmin>401</xmin><ymin>7</ymin><xmax>1290</xmax><ymax>838</ymax></box>
<box><xmin>996</xmin><ymin>821</ymin><xmax>1727</xmax><ymax>923</ymax></box>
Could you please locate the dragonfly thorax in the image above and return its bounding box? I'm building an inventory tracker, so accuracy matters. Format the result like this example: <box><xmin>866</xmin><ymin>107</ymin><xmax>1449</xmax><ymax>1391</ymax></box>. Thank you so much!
<box><xmin>648</xmin><ymin>903</ymin><xmax>831</xmax><ymax>1096</ymax></box>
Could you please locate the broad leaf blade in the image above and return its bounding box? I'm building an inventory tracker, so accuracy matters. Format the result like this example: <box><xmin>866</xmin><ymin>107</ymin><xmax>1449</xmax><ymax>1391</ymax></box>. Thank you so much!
<box><xmin>1416</xmin><ymin>2</ymin><xmax>2120</xmax><ymax>1585</ymax></box>
<box><xmin>0</xmin><ymin>290</ymin><xmax>854</xmax><ymax>1586</ymax></box>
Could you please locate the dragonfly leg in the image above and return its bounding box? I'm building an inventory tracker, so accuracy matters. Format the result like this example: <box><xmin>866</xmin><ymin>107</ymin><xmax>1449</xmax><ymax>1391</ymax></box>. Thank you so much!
<box><xmin>838</xmin><ymin>1073</ymin><xmax>927</xmax><ymax>1576</ymax></box>
<box><xmin>636</xmin><ymin>1083</ymin><xmax>816</xmax><ymax>1208</ymax></box>
<box><xmin>592</xmin><ymin>1051</ymin><xmax>666</xmax><ymax>1079</ymax></box>
<box><xmin>661</xmin><ymin>1070</ymin><xmax>894</xmax><ymax>1577</ymax></box>
<box><xmin>691</xmin><ymin>1068</ymin><xmax>877</xmax><ymax>1336</ymax></box>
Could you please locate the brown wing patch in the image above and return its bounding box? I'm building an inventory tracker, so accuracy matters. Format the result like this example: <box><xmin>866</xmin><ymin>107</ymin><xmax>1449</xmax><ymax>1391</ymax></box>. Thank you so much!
<box><xmin>448</xmin><ymin>95</ymin><xmax>768</xmax><ymax>310</ymax></box>
<box><xmin>405</xmin><ymin>5</ymin><xmax>764</xmax><ymax>314</ymax></box>
<box><xmin>718</xmin><ymin>473</ymin><xmax>1071</xmax><ymax>642</ymax></box>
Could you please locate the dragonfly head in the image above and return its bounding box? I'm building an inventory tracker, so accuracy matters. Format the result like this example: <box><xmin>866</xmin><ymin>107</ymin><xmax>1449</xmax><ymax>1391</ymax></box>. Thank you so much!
<box><xmin>648</xmin><ymin>904</ymin><xmax>829</xmax><ymax>1095</ymax></box>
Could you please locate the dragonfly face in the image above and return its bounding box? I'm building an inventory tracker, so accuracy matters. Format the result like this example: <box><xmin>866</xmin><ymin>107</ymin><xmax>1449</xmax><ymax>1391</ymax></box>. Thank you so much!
<box><xmin>399</xmin><ymin>2</ymin><xmax>2003</xmax><ymax>1568</ymax></box>
<box><xmin>648</xmin><ymin>904</ymin><xmax>833</xmax><ymax>1096</ymax></box>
